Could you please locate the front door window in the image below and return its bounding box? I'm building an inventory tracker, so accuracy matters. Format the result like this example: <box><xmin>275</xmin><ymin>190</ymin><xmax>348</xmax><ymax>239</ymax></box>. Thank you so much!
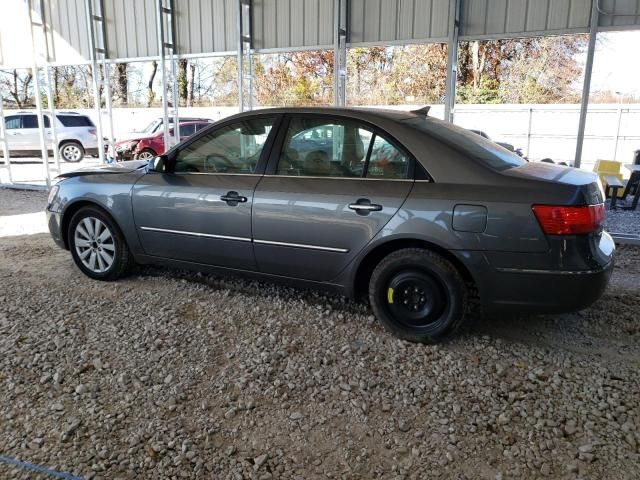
<box><xmin>174</xmin><ymin>117</ymin><xmax>275</xmax><ymax>174</ymax></box>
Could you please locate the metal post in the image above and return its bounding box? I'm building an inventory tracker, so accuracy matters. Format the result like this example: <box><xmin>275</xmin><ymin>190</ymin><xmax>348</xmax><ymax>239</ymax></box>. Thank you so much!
<box><xmin>574</xmin><ymin>0</ymin><xmax>599</xmax><ymax>168</ymax></box>
<box><xmin>333</xmin><ymin>0</ymin><xmax>347</xmax><ymax>106</ymax></box>
<box><xmin>0</xmin><ymin>96</ymin><xmax>13</xmax><ymax>183</ymax></box>
<box><xmin>86</xmin><ymin>0</ymin><xmax>106</xmax><ymax>163</ymax></box>
<box><xmin>102</xmin><ymin>60</ymin><xmax>115</xmax><ymax>158</ymax></box>
<box><xmin>525</xmin><ymin>107</ymin><xmax>533</xmax><ymax>158</ymax></box>
<box><xmin>31</xmin><ymin>66</ymin><xmax>51</xmax><ymax>187</ymax></box>
<box><xmin>45</xmin><ymin>66</ymin><xmax>61</xmax><ymax>172</ymax></box>
<box><xmin>156</xmin><ymin>0</ymin><xmax>171</xmax><ymax>151</ymax></box>
<box><xmin>613</xmin><ymin>106</ymin><xmax>622</xmax><ymax>160</ymax></box>
<box><xmin>27</xmin><ymin>0</ymin><xmax>51</xmax><ymax>187</ymax></box>
<box><xmin>237</xmin><ymin>0</ymin><xmax>244</xmax><ymax>112</ymax></box>
<box><xmin>444</xmin><ymin>0</ymin><xmax>461</xmax><ymax>123</ymax></box>
<box><xmin>169</xmin><ymin>0</ymin><xmax>180</xmax><ymax>144</ymax></box>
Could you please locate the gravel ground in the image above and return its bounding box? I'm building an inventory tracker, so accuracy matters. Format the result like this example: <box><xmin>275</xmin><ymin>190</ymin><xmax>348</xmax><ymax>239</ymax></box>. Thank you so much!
<box><xmin>603</xmin><ymin>200</ymin><xmax>640</xmax><ymax>236</ymax></box>
<box><xmin>1</xmin><ymin>189</ymin><xmax>639</xmax><ymax>480</ymax></box>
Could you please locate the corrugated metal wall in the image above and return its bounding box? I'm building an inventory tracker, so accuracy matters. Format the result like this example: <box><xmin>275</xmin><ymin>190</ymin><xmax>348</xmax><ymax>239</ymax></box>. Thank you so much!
<box><xmin>252</xmin><ymin>0</ymin><xmax>335</xmax><ymax>50</ymax></box>
<box><xmin>598</xmin><ymin>0</ymin><xmax>640</xmax><ymax>28</ymax></box>
<box><xmin>102</xmin><ymin>0</ymin><xmax>157</xmax><ymax>58</ymax></box>
<box><xmin>460</xmin><ymin>0</ymin><xmax>640</xmax><ymax>40</ymax></box>
<box><xmin>349</xmin><ymin>0</ymin><xmax>450</xmax><ymax>45</ymax></box>
<box><xmin>2</xmin><ymin>0</ymin><xmax>640</xmax><ymax>68</ymax></box>
<box><xmin>174</xmin><ymin>0</ymin><xmax>238</xmax><ymax>54</ymax></box>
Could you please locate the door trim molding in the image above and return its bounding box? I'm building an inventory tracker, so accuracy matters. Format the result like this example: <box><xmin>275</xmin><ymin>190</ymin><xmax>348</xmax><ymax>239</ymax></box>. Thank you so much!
<box><xmin>254</xmin><ymin>239</ymin><xmax>349</xmax><ymax>253</ymax></box>
<box><xmin>140</xmin><ymin>226</ymin><xmax>252</xmax><ymax>243</ymax></box>
<box><xmin>139</xmin><ymin>226</ymin><xmax>348</xmax><ymax>253</ymax></box>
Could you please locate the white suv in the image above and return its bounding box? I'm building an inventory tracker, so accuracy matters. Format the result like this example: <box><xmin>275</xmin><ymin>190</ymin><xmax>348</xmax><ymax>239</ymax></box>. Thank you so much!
<box><xmin>3</xmin><ymin>111</ymin><xmax>98</xmax><ymax>162</ymax></box>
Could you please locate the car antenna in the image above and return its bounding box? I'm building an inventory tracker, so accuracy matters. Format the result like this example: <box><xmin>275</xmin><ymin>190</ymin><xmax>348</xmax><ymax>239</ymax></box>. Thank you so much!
<box><xmin>410</xmin><ymin>106</ymin><xmax>431</xmax><ymax>116</ymax></box>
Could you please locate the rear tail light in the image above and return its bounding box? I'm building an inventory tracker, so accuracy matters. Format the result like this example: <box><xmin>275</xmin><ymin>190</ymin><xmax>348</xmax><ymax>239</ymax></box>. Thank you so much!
<box><xmin>88</xmin><ymin>128</ymin><xmax>97</xmax><ymax>137</ymax></box>
<box><xmin>532</xmin><ymin>204</ymin><xmax>604</xmax><ymax>235</ymax></box>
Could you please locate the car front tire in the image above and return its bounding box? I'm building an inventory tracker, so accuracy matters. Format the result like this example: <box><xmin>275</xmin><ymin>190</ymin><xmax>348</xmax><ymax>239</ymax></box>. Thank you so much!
<box><xmin>369</xmin><ymin>248</ymin><xmax>468</xmax><ymax>343</ymax></box>
<box><xmin>135</xmin><ymin>148</ymin><xmax>157</xmax><ymax>160</ymax></box>
<box><xmin>68</xmin><ymin>206</ymin><xmax>133</xmax><ymax>281</ymax></box>
<box><xmin>59</xmin><ymin>141</ymin><xmax>85</xmax><ymax>163</ymax></box>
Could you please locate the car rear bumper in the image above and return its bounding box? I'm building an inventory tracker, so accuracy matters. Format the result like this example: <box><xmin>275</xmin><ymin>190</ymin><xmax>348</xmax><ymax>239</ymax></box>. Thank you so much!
<box><xmin>463</xmin><ymin>231</ymin><xmax>615</xmax><ymax>313</ymax></box>
<box><xmin>480</xmin><ymin>261</ymin><xmax>613</xmax><ymax>313</ymax></box>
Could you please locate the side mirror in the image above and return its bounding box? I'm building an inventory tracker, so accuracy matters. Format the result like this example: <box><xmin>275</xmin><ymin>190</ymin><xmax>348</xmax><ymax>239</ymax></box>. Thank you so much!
<box><xmin>148</xmin><ymin>154</ymin><xmax>169</xmax><ymax>173</ymax></box>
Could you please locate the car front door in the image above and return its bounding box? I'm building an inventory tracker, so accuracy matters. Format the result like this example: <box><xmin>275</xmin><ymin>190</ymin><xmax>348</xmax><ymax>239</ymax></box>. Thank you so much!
<box><xmin>131</xmin><ymin>115</ymin><xmax>279</xmax><ymax>269</ymax></box>
<box><xmin>252</xmin><ymin>115</ymin><xmax>415</xmax><ymax>282</ymax></box>
<box><xmin>3</xmin><ymin>115</ymin><xmax>24</xmax><ymax>150</ymax></box>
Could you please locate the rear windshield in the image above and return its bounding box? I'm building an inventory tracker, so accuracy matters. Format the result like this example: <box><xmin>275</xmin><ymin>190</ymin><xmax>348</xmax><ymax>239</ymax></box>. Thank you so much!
<box><xmin>57</xmin><ymin>115</ymin><xmax>94</xmax><ymax>127</ymax></box>
<box><xmin>403</xmin><ymin>117</ymin><xmax>526</xmax><ymax>171</ymax></box>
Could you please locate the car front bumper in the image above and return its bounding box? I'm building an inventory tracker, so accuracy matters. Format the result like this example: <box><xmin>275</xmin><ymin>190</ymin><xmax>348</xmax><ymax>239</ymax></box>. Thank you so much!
<box><xmin>47</xmin><ymin>209</ymin><xmax>66</xmax><ymax>250</ymax></box>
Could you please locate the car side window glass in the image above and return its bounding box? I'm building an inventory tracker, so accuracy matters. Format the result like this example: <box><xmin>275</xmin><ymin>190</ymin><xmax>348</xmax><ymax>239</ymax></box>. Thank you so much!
<box><xmin>179</xmin><ymin>124</ymin><xmax>195</xmax><ymax>137</ymax></box>
<box><xmin>4</xmin><ymin>116</ymin><xmax>20</xmax><ymax>129</ymax></box>
<box><xmin>174</xmin><ymin>117</ymin><xmax>274</xmax><ymax>174</ymax></box>
<box><xmin>276</xmin><ymin>117</ymin><xmax>373</xmax><ymax>177</ymax></box>
<box><xmin>21</xmin><ymin>115</ymin><xmax>50</xmax><ymax>128</ymax></box>
<box><xmin>366</xmin><ymin>135</ymin><xmax>410</xmax><ymax>179</ymax></box>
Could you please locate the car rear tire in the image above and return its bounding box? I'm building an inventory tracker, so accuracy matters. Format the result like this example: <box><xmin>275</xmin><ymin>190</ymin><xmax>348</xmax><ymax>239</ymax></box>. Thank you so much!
<box><xmin>68</xmin><ymin>206</ymin><xmax>133</xmax><ymax>281</ymax></box>
<box><xmin>136</xmin><ymin>148</ymin><xmax>157</xmax><ymax>160</ymax></box>
<box><xmin>369</xmin><ymin>248</ymin><xmax>468</xmax><ymax>343</ymax></box>
<box><xmin>59</xmin><ymin>141</ymin><xmax>85</xmax><ymax>163</ymax></box>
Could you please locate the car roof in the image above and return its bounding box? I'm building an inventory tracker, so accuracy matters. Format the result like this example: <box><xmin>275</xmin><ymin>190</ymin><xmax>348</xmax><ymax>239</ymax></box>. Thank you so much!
<box><xmin>225</xmin><ymin>106</ymin><xmax>423</xmax><ymax>123</ymax></box>
<box><xmin>14</xmin><ymin>110</ymin><xmax>87</xmax><ymax>116</ymax></box>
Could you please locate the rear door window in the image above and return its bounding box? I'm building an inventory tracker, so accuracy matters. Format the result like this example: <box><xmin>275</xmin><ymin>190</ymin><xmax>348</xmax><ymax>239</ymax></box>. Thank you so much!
<box><xmin>366</xmin><ymin>135</ymin><xmax>411</xmax><ymax>179</ymax></box>
<box><xmin>22</xmin><ymin>114</ymin><xmax>50</xmax><ymax>128</ymax></box>
<box><xmin>57</xmin><ymin>115</ymin><xmax>94</xmax><ymax>127</ymax></box>
<box><xmin>276</xmin><ymin>117</ymin><xmax>373</xmax><ymax>178</ymax></box>
<box><xmin>178</xmin><ymin>124</ymin><xmax>196</xmax><ymax>137</ymax></box>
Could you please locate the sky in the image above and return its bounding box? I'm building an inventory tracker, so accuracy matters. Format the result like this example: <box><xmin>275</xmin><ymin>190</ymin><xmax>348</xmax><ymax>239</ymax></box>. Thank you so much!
<box><xmin>590</xmin><ymin>31</ymin><xmax>640</xmax><ymax>97</ymax></box>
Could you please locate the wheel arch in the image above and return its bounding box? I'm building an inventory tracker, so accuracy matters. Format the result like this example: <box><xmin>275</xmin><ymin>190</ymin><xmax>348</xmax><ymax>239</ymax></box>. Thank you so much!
<box><xmin>58</xmin><ymin>138</ymin><xmax>84</xmax><ymax>149</ymax></box>
<box><xmin>60</xmin><ymin>200</ymin><xmax>120</xmax><ymax>250</ymax></box>
<box><xmin>351</xmin><ymin>238</ymin><xmax>477</xmax><ymax>299</ymax></box>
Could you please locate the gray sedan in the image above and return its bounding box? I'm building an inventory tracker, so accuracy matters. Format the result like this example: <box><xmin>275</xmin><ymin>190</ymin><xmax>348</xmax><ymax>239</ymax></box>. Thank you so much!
<box><xmin>46</xmin><ymin>107</ymin><xmax>614</xmax><ymax>343</ymax></box>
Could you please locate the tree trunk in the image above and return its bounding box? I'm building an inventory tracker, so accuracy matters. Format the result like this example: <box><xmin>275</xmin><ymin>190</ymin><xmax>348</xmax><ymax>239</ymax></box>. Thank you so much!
<box><xmin>187</xmin><ymin>63</ymin><xmax>195</xmax><ymax>107</ymax></box>
<box><xmin>147</xmin><ymin>61</ymin><xmax>158</xmax><ymax>107</ymax></box>
<box><xmin>177</xmin><ymin>59</ymin><xmax>188</xmax><ymax>106</ymax></box>
<box><xmin>116</xmin><ymin>63</ymin><xmax>128</xmax><ymax>105</ymax></box>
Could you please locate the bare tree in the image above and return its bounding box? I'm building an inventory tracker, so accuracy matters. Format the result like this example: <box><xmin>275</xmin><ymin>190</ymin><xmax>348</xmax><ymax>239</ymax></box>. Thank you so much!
<box><xmin>147</xmin><ymin>61</ymin><xmax>158</xmax><ymax>107</ymax></box>
<box><xmin>0</xmin><ymin>69</ymin><xmax>34</xmax><ymax>107</ymax></box>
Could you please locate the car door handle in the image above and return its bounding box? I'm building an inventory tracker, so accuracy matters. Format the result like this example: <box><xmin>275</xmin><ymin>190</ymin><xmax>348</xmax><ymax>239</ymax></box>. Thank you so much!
<box><xmin>348</xmin><ymin>199</ymin><xmax>383</xmax><ymax>215</ymax></box>
<box><xmin>220</xmin><ymin>191</ymin><xmax>248</xmax><ymax>205</ymax></box>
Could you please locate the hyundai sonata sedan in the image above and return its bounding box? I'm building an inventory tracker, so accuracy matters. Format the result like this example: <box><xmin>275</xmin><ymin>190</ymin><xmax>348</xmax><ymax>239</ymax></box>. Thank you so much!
<box><xmin>46</xmin><ymin>107</ymin><xmax>614</xmax><ymax>343</ymax></box>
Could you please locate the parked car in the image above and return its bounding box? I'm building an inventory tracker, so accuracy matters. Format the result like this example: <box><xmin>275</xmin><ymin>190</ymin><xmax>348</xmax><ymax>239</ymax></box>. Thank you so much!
<box><xmin>2</xmin><ymin>111</ymin><xmax>98</xmax><ymax>162</ymax></box>
<box><xmin>111</xmin><ymin>121</ymin><xmax>211</xmax><ymax>161</ymax></box>
<box><xmin>46</xmin><ymin>107</ymin><xmax>614</xmax><ymax>344</ymax></box>
<box><xmin>113</xmin><ymin>116</ymin><xmax>214</xmax><ymax>142</ymax></box>
<box><xmin>470</xmin><ymin>129</ymin><xmax>525</xmax><ymax>157</ymax></box>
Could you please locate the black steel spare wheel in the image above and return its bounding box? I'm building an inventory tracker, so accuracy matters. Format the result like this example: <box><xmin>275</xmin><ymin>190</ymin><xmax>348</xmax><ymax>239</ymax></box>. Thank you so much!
<box><xmin>369</xmin><ymin>248</ymin><xmax>468</xmax><ymax>343</ymax></box>
<box><xmin>386</xmin><ymin>271</ymin><xmax>447</xmax><ymax>327</ymax></box>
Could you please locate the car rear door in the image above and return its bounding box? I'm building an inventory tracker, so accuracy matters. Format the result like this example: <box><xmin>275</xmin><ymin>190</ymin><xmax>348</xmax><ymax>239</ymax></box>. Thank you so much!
<box><xmin>16</xmin><ymin>114</ymin><xmax>49</xmax><ymax>150</ymax></box>
<box><xmin>252</xmin><ymin>114</ymin><xmax>414</xmax><ymax>282</ymax></box>
<box><xmin>131</xmin><ymin>114</ymin><xmax>280</xmax><ymax>269</ymax></box>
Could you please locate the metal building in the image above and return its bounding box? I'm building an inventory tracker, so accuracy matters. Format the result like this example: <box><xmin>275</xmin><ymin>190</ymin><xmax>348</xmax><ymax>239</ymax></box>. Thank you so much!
<box><xmin>1</xmin><ymin>0</ymin><xmax>640</xmax><ymax>187</ymax></box>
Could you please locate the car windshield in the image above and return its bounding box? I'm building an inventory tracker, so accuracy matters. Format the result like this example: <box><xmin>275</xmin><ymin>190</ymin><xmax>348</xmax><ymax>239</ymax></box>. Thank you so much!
<box><xmin>404</xmin><ymin>116</ymin><xmax>526</xmax><ymax>170</ymax></box>
<box><xmin>142</xmin><ymin>119</ymin><xmax>161</xmax><ymax>134</ymax></box>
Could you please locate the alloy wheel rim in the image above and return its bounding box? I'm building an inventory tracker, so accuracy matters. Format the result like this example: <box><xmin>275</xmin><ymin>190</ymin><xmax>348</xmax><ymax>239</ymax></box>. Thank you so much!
<box><xmin>63</xmin><ymin>145</ymin><xmax>81</xmax><ymax>161</ymax></box>
<box><xmin>74</xmin><ymin>217</ymin><xmax>115</xmax><ymax>273</ymax></box>
<box><xmin>138</xmin><ymin>151</ymin><xmax>154</xmax><ymax>160</ymax></box>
